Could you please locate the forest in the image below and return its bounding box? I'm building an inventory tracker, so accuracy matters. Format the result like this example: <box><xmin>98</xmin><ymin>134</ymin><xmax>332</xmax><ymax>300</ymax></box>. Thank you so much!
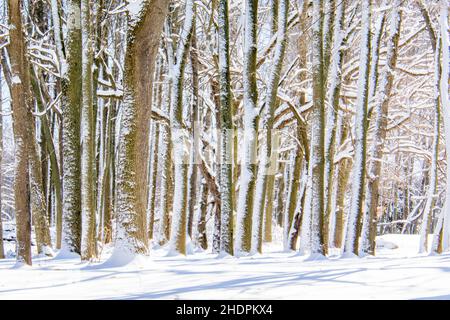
<box><xmin>0</xmin><ymin>0</ymin><xmax>450</xmax><ymax>299</ymax></box>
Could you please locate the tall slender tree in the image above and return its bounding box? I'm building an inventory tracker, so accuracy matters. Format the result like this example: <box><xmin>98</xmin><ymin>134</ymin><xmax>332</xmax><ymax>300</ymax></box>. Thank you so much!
<box><xmin>236</xmin><ymin>0</ymin><xmax>258</xmax><ymax>255</ymax></box>
<box><xmin>169</xmin><ymin>0</ymin><xmax>196</xmax><ymax>255</ymax></box>
<box><xmin>344</xmin><ymin>0</ymin><xmax>371</xmax><ymax>256</ymax></box>
<box><xmin>362</xmin><ymin>0</ymin><xmax>402</xmax><ymax>255</ymax></box>
<box><xmin>113</xmin><ymin>0</ymin><xmax>169</xmax><ymax>261</ymax></box>
<box><xmin>80</xmin><ymin>0</ymin><xmax>96</xmax><ymax>260</ymax></box>
<box><xmin>252</xmin><ymin>0</ymin><xmax>288</xmax><ymax>254</ymax></box>
<box><xmin>310</xmin><ymin>0</ymin><xmax>326</xmax><ymax>256</ymax></box>
<box><xmin>8</xmin><ymin>0</ymin><xmax>33</xmax><ymax>265</ymax></box>
<box><xmin>61</xmin><ymin>0</ymin><xmax>82</xmax><ymax>255</ymax></box>
<box><xmin>218</xmin><ymin>0</ymin><xmax>234</xmax><ymax>256</ymax></box>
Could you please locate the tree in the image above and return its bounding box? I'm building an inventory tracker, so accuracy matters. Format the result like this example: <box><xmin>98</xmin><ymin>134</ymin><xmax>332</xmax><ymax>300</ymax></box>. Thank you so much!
<box><xmin>113</xmin><ymin>0</ymin><xmax>169</xmax><ymax>260</ymax></box>
<box><xmin>344</xmin><ymin>0</ymin><xmax>371</xmax><ymax>256</ymax></box>
<box><xmin>417</xmin><ymin>0</ymin><xmax>439</xmax><ymax>254</ymax></box>
<box><xmin>362</xmin><ymin>0</ymin><xmax>402</xmax><ymax>255</ymax></box>
<box><xmin>324</xmin><ymin>0</ymin><xmax>346</xmax><ymax>252</ymax></box>
<box><xmin>218</xmin><ymin>0</ymin><xmax>234</xmax><ymax>256</ymax></box>
<box><xmin>61</xmin><ymin>0</ymin><xmax>82</xmax><ymax>255</ymax></box>
<box><xmin>252</xmin><ymin>0</ymin><xmax>288</xmax><ymax>254</ymax></box>
<box><xmin>309</xmin><ymin>0</ymin><xmax>326</xmax><ymax>256</ymax></box>
<box><xmin>236</xmin><ymin>0</ymin><xmax>258</xmax><ymax>255</ymax></box>
<box><xmin>8</xmin><ymin>0</ymin><xmax>33</xmax><ymax>265</ymax></box>
<box><xmin>80</xmin><ymin>0</ymin><xmax>96</xmax><ymax>260</ymax></box>
<box><xmin>169</xmin><ymin>0</ymin><xmax>196</xmax><ymax>255</ymax></box>
<box><xmin>432</xmin><ymin>0</ymin><xmax>450</xmax><ymax>253</ymax></box>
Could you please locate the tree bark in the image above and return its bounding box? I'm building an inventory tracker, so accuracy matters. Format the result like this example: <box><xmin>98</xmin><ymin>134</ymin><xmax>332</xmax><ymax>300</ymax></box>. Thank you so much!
<box><xmin>114</xmin><ymin>0</ymin><xmax>169</xmax><ymax>257</ymax></box>
<box><xmin>8</xmin><ymin>0</ymin><xmax>33</xmax><ymax>265</ymax></box>
<box><xmin>61</xmin><ymin>0</ymin><xmax>82</xmax><ymax>255</ymax></box>
<box><xmin>362</xmin><ymin>1</ymin><xmax>401</xmax><ymax>255</ymax></box>
<box><xmin>80</xmin><ymin>0</ymin><xmax>96</xmax><ymax>260</ymax></box>
<box><xmin>252</xmin><ymin>0</ymin><xmax>288</xmax><ymax>254</ymax></box>
<box><xmin>218</xmin><ymin>0</ymin><xmax>234</xmax><ymax>256</ymax></box>
<box><xmin>169</xmin><ymin>0</ymin><xmax>196</xmax><ymax>255</ymax></box>
<box><xmin>344</xmin><ymin>0</ymin><xmax>371</xmax><ymax>256</ymax></box>
<box><xmin>236</xmin><ymin>0</ymin><xmax>259</xmax><ymax>255</ymax></box>
<box><xmin>310</xmin><ymin>0</ymin><xmax>326</xmax><ymax>255</ymax></box>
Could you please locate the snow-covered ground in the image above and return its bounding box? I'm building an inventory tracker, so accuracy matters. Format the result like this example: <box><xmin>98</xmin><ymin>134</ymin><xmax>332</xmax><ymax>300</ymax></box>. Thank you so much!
<box><xmin>0</xmin><ymin>234</ymin><xmax>449</xmax><ymax>300</ymax></box>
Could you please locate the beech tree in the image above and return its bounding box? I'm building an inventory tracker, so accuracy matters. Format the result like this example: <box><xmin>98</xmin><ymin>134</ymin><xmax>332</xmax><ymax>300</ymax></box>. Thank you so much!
<box><xmin>344</xmin><ymin>0</ymin><xmax>371</xmax><ymax>256</ymax></box>
<box><xmin>61</xmin><ymin>0</ymin><xmax>82</xmax><ymax>255</ymax></box>
<box><xmin>113</xmin><ymin>0</ymin><xmax>169</xmax><ymax>259</ymax></box>
<box><xmin>169</xmin><ymin>0</ymin><xmax>195</xmax><ymax>255</ymax></box>
<box><xmin>218</xmin><ymin>0</ymin><xmax>234</xmax><ymax>256</ymax></box>
<box><xmin>8</xmin><ymin>0</ymin><xmax>33</xmax><ymax>265</ymax></box>
<box><xmin>236</xmin><ymin>0</ymin><xmax>258</xmax><ymax>256</ymax></box>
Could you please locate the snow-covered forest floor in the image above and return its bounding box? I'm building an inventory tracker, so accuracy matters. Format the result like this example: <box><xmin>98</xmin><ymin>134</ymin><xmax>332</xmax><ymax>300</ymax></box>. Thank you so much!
<box><xmin>0</xmin><ymin>234</ymin><xmax>449</xmax><ymax>300</ymax></box>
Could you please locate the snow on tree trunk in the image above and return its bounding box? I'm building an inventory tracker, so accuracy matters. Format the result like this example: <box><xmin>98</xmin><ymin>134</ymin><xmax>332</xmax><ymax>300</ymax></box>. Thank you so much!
<box><xmin>147</xmin><ymin>122</ymin><xmax>159</xmax><ymax>240</ymax></box>
<box><xmin>156</xmin><ymin>53</ymin><xmax>173</xmax><ymax>246</ymax></box>
<box><xmin>197</xmin><ymin>180</ymin><xmax>208</xmax><ymax>250</ymax></box>
<box><xmin>432</xmin><ymin>0</ymin><xmax>450</xmax><ymax>253</ymax></box>
<box><xmin>362</xmin><ymin>0</ymin><xmax>402</xmax><ymax>255</ymax></box>
<box><xmin>61</xmin><ymin>0</ymin><xmax>82</xmax><ymax>256</ymax></box>
<box><xmin>112</xmin><ymin>0</ymin><xmax>169</xmax><ymax>263</ymax></box>
<box><xmin>80</xmin><ymin>0</ymin><xmax>97</xmax><ymax>260</ymax></box>
<box><xmin>418</xmin><ymin>3</ymin><xmax>439</xmax><ymax>254</ymax></box>
<box><xmin>310</xmin><ymin>0</ymin><xmax>326</xmax><ymax>256</ymax></box>
<box><xmin>251</xmin><ymin>0</ymin><xmax>288</xmax><ymax>254</ymax></box>
<box><xmin>344</xmin><ymin>0</ymin><xmax>371</xmax><ymax>256</ymax></box>
<box><xmin>187</xmin><ymin>26</ymin><xmax>200</xmax><ymax>240</ymax></box>
<box><xmin>299</xmin><ymin>163</ymin><xmax>313</xmax><ymax>255</ymax></box>
<box><xmin>30</xmin><ymin>67</ymin><xmax>63</xmax><ymax>251</ymax></box>
<box><xmin>287</xmin><ymin>157</ymin><xmax>308</xmax><ymax>251</ymax></box>
<box><xmin>235</xmin><ymin>0</ymin><xmax>259</xmax><ymax>256</ymax></box>
<box><xmin>324</xmin><ymin>0</ymin><xmax>346</xmax><ymax>252</ymax></box>
<box><xmin>169</xmin><ymin>0</ymin><xmax>195</xmax><ymax>256</ymax></box>
<box><xmin>29</xmin><ymin>128</ymin><xmax>52</xmax><ymax>255</ymax></box>
<box><xmin>8</xmin><ymin>0</ymin><xmax>33</xmax><ymax>265</ymax></box>
<box><xmin>332</xmin><ymin>112</ymin><xmax>350</xmax><ymax>249</ymax></box>
<box><xmin>218</xmin><ymin>0</ymin><xmax>234</xmax><ymax>256</ymax></box>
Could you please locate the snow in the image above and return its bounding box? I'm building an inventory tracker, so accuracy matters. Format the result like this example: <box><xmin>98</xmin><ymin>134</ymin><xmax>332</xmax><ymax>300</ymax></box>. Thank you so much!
<box><xmin>126</xmin><ymin>0</ymin><xmax>145</xmax><ymax>20</ymax></box>
<box><xmin>11</xmin><ymin>75</ymin><xmax>21</xmax><ymax>85</ymax></box>
<box><xmin>1</xmin><ymin>234</ymin><xmax>450</xmax><ymax>299</ymax></box>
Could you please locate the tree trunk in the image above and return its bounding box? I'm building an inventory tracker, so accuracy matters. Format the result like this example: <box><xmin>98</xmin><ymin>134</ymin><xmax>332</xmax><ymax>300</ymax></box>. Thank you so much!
<box><xmin>114</xmin><ymin>0</ymin><xmax>169</xmax><ymax>258</ymax></box>
<box><xmin>362</xmin><ymin>1</ymin><xmax>401</xmax><ymax>255</ymax></box>
<box><xmin>432</xmin><ymin>1</ymin><xmax>450</xmax><ymax>253</ymax></box>
<box><xmin>218</xmin><ymin>0</ymin><xmax>234</xmax><ymax>256</ymax></box>
<box><xmin>310</xmin><ymin>0</ymin><xmax>326</xmax><ymax>256</ymax></box>
<box><xmin>169</xmin><ymin>0</ymin><xmax>196</xmax><ymax>255</ymax></box>
<box><xmin>344</xmin><ymin>0</ymin><xmax>371</xmax><ymax>256</ymax></box>
<box><xmin>61</xmin><ymin>0</ymin><xmax>82</xmax><ymax>255</ymax></box>
<box><xmin>324</xmin><ymin>0</ymin><xmax>346</xmax><ymax>252</ymax></box>
<box><xmin>197</xmin><ymin>181</ymin><xmax>208</xmax><ymax>250</ymax></box>
<box><xmin>148</xmin><ymin>123</ymin><xmax>159</xmax><ymax>240</ymax></box>
<box><xmin>80</xmin><ymin>0</ymin><xmax>97</xmax><ymax>260</ymax></box>
<box><xmin>418</xmin><ymin>1</ymin><xmax>439</xmax><ymax>254</ymax></box>
<box><xmin>188</xmin><ymin>24</ymin><xmax>200</xmax><ymax>239</ymax></box>
<box><xmin>236</xmin><ymin>0</ymin><xmax>259</xmax><ymax>255</ymax></box>
<box><xmin>252</xmin><ymin>0</ymin><xmax>288</xmax><ymax>254</ymax></box>
<box><xmin>333</xmin><ymin>114</ymin><xmax>351</xmax><ymax>249</ymax></box>
<box><xmin>8</xmin><ymin>0</ymin><xmax>33</xmax><ymax>265</ymax></box>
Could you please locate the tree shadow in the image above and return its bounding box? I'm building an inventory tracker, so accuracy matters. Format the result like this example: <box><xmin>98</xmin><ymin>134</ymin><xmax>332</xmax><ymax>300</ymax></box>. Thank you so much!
<box><xmin>102</xmin><ymin>267</ymin><xmax>368</xmax><ymax>299</ymax></box>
